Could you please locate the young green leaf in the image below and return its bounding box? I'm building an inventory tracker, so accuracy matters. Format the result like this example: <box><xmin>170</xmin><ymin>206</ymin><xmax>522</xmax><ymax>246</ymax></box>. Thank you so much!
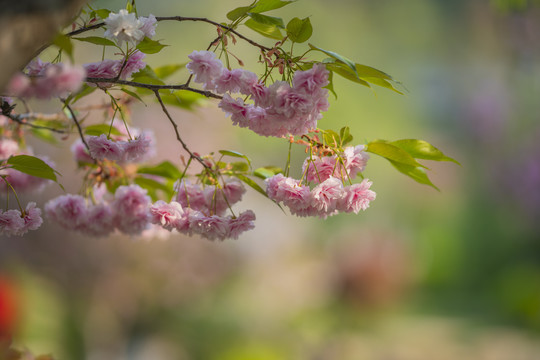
<box><xmin>95</xmin><ymin>9</ymin><xmax>111</xmax><ymax>19</ymax></box>
<box><xmin>235</xmin><ymin>174</ymin><xmax>268</xmax><ymax>198</ymax></box>
<box><xmin>157</xmin><ymin>90</ymin><xmax>205</xmax><ymax>111</ymax></box>
<box><xmin>309</xmin><ymin>44</ymin><xmax>357</xmax><ymax>75</ymax></box>
<box><xmin>247</xmin><ymin>12</ymin><xmax>285</xmax><ymax>28</ymax></box>
<box><xmin>325</xmin><ymin>62</ymin><xmax>370</xmax><ymax>88</ymax></box>
<box><xmin>227</xmin><ymin>5</ymin><xmax>254</xmax><ymax>21</ymax></box>
<box><xmin>137</xmin><ymin>161</ymin><xmax>183</xmax><ymax>179</ymax></box>
<box><xmin>245</xmin><ymin>19</ymin><xmax>284</xmax><ymax>40</ymax></box>
<box><xmin>355</xmin><ymin>64</ymin><xmax>393</xmax><ymax>80</ymax></box>
<box><xmin>134</xmin><ymin>176</ymin><xmax>173</xmax><ymax>201</ymax></box>
<box><xmin>136</xmin><ymin>37</ymin><xmax>168</xmax><ymax>54</ymax></box>
<box><xmin>253</xmin><ymin>166</ymin><xmax>282</xmax><ymax>179</ymax></box>
<box><xmin>219</xmin><ymin>150</ymin><xmax>252</xmax><ymax>168</ymax></box>
<box><xmin>366</xmin><ymin>141</ymin><xmax>426</xmax><ymax>168</ymax></box>
<box><xmin>53</xmin><ymin>33</ymin><xmax>74</xmax><ymax>61</ymax></box>
<box><xmin>66</xmin><ymin>85</ymin><xmax>97</xmax><ymax>105</ymax></box>
<box><xmin>73</xmin><ymin>36</ymin><xmax>117</xmax><ymax>47</ymax></box>
<box><xmin>84</xmin><ymin>124</ymin><xmax>123</xmax><ymax>137</ymax></box>
<box><xmin>389</xmin><ymin>160</ymin><xmax>440</xmax><ymax>191</ymax></box>
<box><xmin>251</xmin><ymin>0</ymin><xmax>297</xmax><ymax>13</ymax></box>
<box><xmin>339</xmin><ymin>126</ymin><xmax>353</xmax><ymax>146</ymax></box>
<box><xmin>153</xmin><ymin>64</ymin><xmax>186</xmax><ymax>79</ymax></box>
<box><xmin>390</xmin><ymin>139</ymin><xmax>460</xmax><ymax>164</ymax></box>
<box><xmin>120</xmin><ymin>88</ymin><xmax>146</xmax><ymax>104</ymax></box>
<box><xmin>7</xmin><ymin>155</ymin><xmax>60</xmax><ymax>182</ymax></box>
<box><xmin>321</xmin><ymin>129</ymin><xmax>340</xmax><ymax>146</ymax></box>
<box><xmin>286</xmin><ymin>17</ymin><xmax>312</xmax><ymax>43</ymax></box>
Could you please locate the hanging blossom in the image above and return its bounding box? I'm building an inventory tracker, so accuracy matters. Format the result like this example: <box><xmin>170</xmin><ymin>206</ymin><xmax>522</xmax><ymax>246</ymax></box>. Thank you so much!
<box><xmin>302</xmin><ymin>145</ymin><xmax>370</xmax><ymax>183</ymax></box>
<box><xmin>45</xmin><ymin>183</ymin><xmax>255</xmax><ymax>241</ymax></box>
<box><xmin>103</xmin><ymin>10</ymin><xmax>157</xmax><ymax>46</ymax></box>
<box><xmin>7</xmin><ymin>60</ymin><xmax>86</xmax><ymax>99</ymax></box>
<box><xmin>0</xmin><ymin>202</ymin><xmax>43</xmax><ymax>237</ymax></box>
<box><xmin>185</xmin><ymin>50</ymin><xmax>330</xmax><ymax>138</ymax></box>
<box><xmin>84</xmin><ymin>50</ymin><xmax>146</xmax><ymax>85</ymax></box>
<box><xmin>265</xmin><ymin>145</ymin><xmax>376</xmax><ymax>218</ymax></box>
<box><xmin>73</xmin><ymin>120</ymin><xmax>156</xmax><ymax>164</ymax></box>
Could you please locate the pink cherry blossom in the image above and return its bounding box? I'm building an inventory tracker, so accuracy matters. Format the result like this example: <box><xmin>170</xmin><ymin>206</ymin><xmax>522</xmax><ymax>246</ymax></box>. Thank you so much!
<box><xmin>111</xmin><ymin>185</ymin><xmax>151</xmax><ymax>235</ymax></box>
<box><xmin>338</xmin><ymin>180</ymin><xmax>376</xmax><ymax>214</ymax></box>
<box><xmin>292</xmin><ymin>63</ymin><xmax>330</xmax><ymax>93</ymax></box>
<box><xmin>119</xmin><ymin>51</ymin><xmax>146</xmax><ymax>79</ymax></box>
<box><xmin>150</xmin><ymin>200</ymin><xmax>184</xmax><ymax>231</ymax></box>
<box><xmin>17</xmin><ymin>202</ymin><xmax>43</xmax><ymax>235</ymax></box>
<box><xmin>82</xmin><ymin>203</ymin><xmax>115</xmax><ymax>237</ymax></box>
<box><xmin>311</xmin><ymin>177</ymin><xmax>343</xmax><ymax>214</ymax></box>
<box><xmin>45</xmin><ymin>194</ymin><xmax>88</xmax><ymax>230</ymax></box>
<box><xmin>343</xmin><ymin>145</ymin><xmax>369</xmax><ymax>178</ymax></box>
<box><xmin>121</xmin><ymin>132</ymin><xmax>154</xmax><ymax>162</ymax></box>
<box><xmin>139</xmin><ymin>14</ymin><xmax>157</xmax><ymax>38</ymax></box>
<box><xmin>104</xmin><ymin>9</ymin><xmax>144</xmax><ymax>45</ymax></box>
<box><xmin>0</xmin><ymin>139</ymin><xmax>20</xmax><ymax>159</ymax></box>
<box><xmin>186</xmin><ymin>50</ymin><xmax>224</xmax><ymax>87</ymax></box>
<box><xmin>214</xmin><ymin>68</ymin><xmax>245</xmax><ymax>94</ymax></box>
<box><xmin>218</xmin><ymin>94</ymin><xmax>250</xmax><ymax>128</ymax></box>
<box><xmin>87</xmin><ymin>134</ymin><xmax>124</xmax><ymax>161</ymax></box>
<box><xmin>175</xmin><ymin>180</ymin><xmax>207</xmax><ymax>212</ymax></box>
<box><xmin>71</xmin><ymin>139</ymin><xmax>94</xmax><ymax>163</ymax></box>
<box><xmin>228</xmin><ymin>210</ymin><xmax>256</xmax><ymax>239</ymax></box>
<box><xmin>0</xmin><ymin>209</ymin><xmax>25</xmax><ymax>236</ymax></box>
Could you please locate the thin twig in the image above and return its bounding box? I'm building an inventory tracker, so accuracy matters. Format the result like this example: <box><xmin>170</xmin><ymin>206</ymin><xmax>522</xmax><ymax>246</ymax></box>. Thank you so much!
<box><xmin>85</xmin><ymin>77</ymin><xmax>223</xmax><ymax>99</ymax></box>
<box><xmin>2</xmin><ymin>113</ymin><xmax>69</xmax><ymax>134</ymax></box>
<box><xmin>63</xmin><ymin>100</ymin><xmax>90</xmax><ymax>152</ymax></box>
<box><xmin>153</xmin><ymin>90</ymin><xmax>210</xmax><ymax>170</ymax></box>
<box><xmin>65</xmin><ymin>16</ymin><xmax>271</xmax><ymax>51</ymax></box>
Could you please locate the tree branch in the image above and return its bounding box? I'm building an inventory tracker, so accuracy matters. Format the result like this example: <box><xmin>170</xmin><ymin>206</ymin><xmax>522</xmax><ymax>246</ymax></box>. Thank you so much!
<box><xmin>153</xmin><ymin>89</ymin><xmax>210</xmax><ymax>170</ymax></box>
<box><xmin>85</xmin><ymin>77</ymin><xmax>223</xmax><ymax>99</ymax></box>
<box><xmin>63</xmin><ymin>100</ymin><xmax>90</xmax><ymax>152</ymax></box>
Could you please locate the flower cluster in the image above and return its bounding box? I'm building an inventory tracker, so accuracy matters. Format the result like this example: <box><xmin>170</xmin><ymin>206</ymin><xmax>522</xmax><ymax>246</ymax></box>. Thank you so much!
<box><xmin>103</xmin><ymin>10</ymin><xmax>157</xmax><ymax>46</ymax></box>
<box><xmin>7</xmin><ymin>60</ymin><xmax>86</xmax><ymax>99</ymax></box>
<box><xmin>0</xmin><ymin>139</ymin><xmax>54</xmax><ymax>194</ymax></box>
<box><xmin>84</xmin><ymin>50</ymin><xmax>146</xmax><ymax>84</ymax></box>
<box><xmin>186</xmin><ymin>50</ymin><xmax>330</xmax><ymax>137</ymax></box>
<box><xmin>45</xmin><ymin>182</ymin><xmax>255</xmax><ymax>240</ymax></box>
<box><xmin>302</xmin><ymin>145</ymin><xmax>370</xmax><ymax>183</ymax></box>
<box><xmin>0</xmin><ymin>202</ymin><xmax>43</xmax><ymax>237</ymax></box>
<box><xmin>71</xmin><ymin>120</ymin><xmax>155</xmax><ymax>163</ymax></box>
<box><xmin>266</xmin><ymin>145</ymin><xmax>375</xmax><ymax>218</ymax></box>
<box><xmin>175</xmin><ymin>178</ymin><xmax>246</xmax><ymax>216</ymax></box>
<box><xmin>150</xmin><ymin>201</ymin><xmax>255</xmax><ymax>241</ymax></box>
<box><xmin>45</xmin><ymin>185</ymin><xmax>151</xmax><ymax>237</ymax></box>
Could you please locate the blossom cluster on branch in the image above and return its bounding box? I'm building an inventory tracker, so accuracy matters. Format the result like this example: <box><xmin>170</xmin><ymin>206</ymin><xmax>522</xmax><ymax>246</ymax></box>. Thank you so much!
<box><xmin>0</xmin><ymin>0</ymin><xmax>457</xmax><ymax>241</ymax></box>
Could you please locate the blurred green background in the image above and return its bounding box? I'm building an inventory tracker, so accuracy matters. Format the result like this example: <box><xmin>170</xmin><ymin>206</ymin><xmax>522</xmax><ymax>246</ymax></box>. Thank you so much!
<box><xmin>2</xmin><ymin>0</ymin><xmax>540</xmax><ymax>359</ymax></box>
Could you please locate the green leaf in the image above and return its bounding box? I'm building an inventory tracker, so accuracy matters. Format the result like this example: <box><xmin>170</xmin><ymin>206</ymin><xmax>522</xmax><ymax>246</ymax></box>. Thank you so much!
<box><xmin>355</xmin><ymin>64</ymin><xmax>393</xmax><ymax>80</ymax></box>
<box><xmin>390</xmin><ymin>139</ymin><xmax>460</xmax><ymax>164</ymax></box>
<box><xmin>230</xmin><ymin>162</ymin><xmax>250</xmax><ymax>172</ymax></box>
<box><xmin>95</xmin><ymin>9</ymin><xmax>111</xmax><ymax>19</ymax></box>
<box><xmin>389</xmin><ymin>160</ymin><xmax>439</xmax><ymax>191</ymax></box>
<box><xmin>309</xmin><ymin>44</ymin><xmax>357</xmax><ymax>75</ymax></box>
<box><xmin>286</xmin><ymin>17</ymin><xmax>312</xmax><ymax>43</ymax></box>
<box><xmin>227</xmin><ymin>5</ymin><xmax>254</xmax><ymax>21</ymax></box>
<box><xmin>7</xmin><ymin>155</ymin><xmax>59</xmax><ymax>182</ymax></box>
<box><xmin>321</xmin><ymin>129</ymin><xmax>340</xmax><ymax>146</ymax></box>
<box><xmin>235</xmin><ymin>174</ymin><xmax>268</xmax><ymax>198</ymax></box>
<box><xmin>153</xmin><ymin>64</ymin><xmax>186</xmax><ymax>79</ymax></box>
<box><xmin>251</xmin><ymin>0</ymin><xmax>296</xmax><ymax>13</ymax></box>
<box><xmin>219</xmin><ymin>150</ymin><xmax>252</xmax><ymax>168</ymax></box>
<box><xmin>134</xmin><ymin>176</ymin><xmax>173</xmax><ymax>201</ymax></box>
<box><xmin>326</xmin><ymin>62</ymin><xmax>370</xmax><ymax>88</ymax></box>
<box><xmin>245</xmin><ymin>19</ymin><xmax>284</xmax><ymax>40</ymax></box>
<box><xmin>131</xmin><ymin>65</ymin><xmax>165</xmax><ymax>86</ymax></box>
<box><xmin>339</xmin><ymin>126</ymin><xmax>353</xmax><ymax>146</ymax></box>
<box><xmin>137</xmin><ymin>161</ymin><xmax>182</xmax><ymax>179</ymax></box>
<box><xmin>120</xmin><ymin>88</ymin><xmax>146</xmax><ymax>104</ymax></box>
<box><xmin>366</xmin><ymin>141</ymin><xmax>425</xmax><ymax>168</ymax></box>
<box><xmin>247</xmin><ymin>12</ymin><xmax>285</xmax><ymax>28</ymax></box>
<box><xmin>67</xmin><ymin>84</ymin><xmax>97</xmax><ymax>105</ymax></box>
<box><xmin>53</xmin><ymin>33</ymin><xmax>73</xmax><ymax>61</ymax></box>
<box><xmin>73</xmin><ymin>36</ymin><xmax>117</xmax><ymax>47</ymax></box>
<box><xmin>84</xmin><ymin>124</ymin><xmax>123</xmax><ymax>136</ymax></box>
<box><xmin>157</xmin><ymin>90</ymin><xmax>205</xmax><ymax>110</ymax></box>
<box><xmin>253</xmin><ymin>166</ymin><xmax>282</xmax><ymax>179</ymax></box>
<box><xmin>325</xmin><ymin>68</ymin><xmax>337</xmax><ymax>99</ymax></box>
<box><xmin>136</xmin><ymin>37</ymin><xmax>168</xmax><ymax>54</ymax></box>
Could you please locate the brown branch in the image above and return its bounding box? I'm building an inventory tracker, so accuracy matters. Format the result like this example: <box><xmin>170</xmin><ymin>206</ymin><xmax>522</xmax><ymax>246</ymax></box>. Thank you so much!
<box><xmin>4</xmin><ymin>113</ymin><xmax>69</xmax><ymax>134</ymax></box>
<box><xmin>63</xmin><ymin>100</ymin><xmax>90</xmax><ymax>152</ymax></box>
<box><xmin>153</xmin><ymin>89</ymin><xmax>210</xmax><ymax>170</ymax></box>
<box><xmin>65</xmin><ymin>16</ymin><xmax>271</xmax><ymax>51</ymax></box>
<box><xmin>85</xmin><ymin>77</ymin><xmax>223</xmax><ymax>99</ymax></box>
